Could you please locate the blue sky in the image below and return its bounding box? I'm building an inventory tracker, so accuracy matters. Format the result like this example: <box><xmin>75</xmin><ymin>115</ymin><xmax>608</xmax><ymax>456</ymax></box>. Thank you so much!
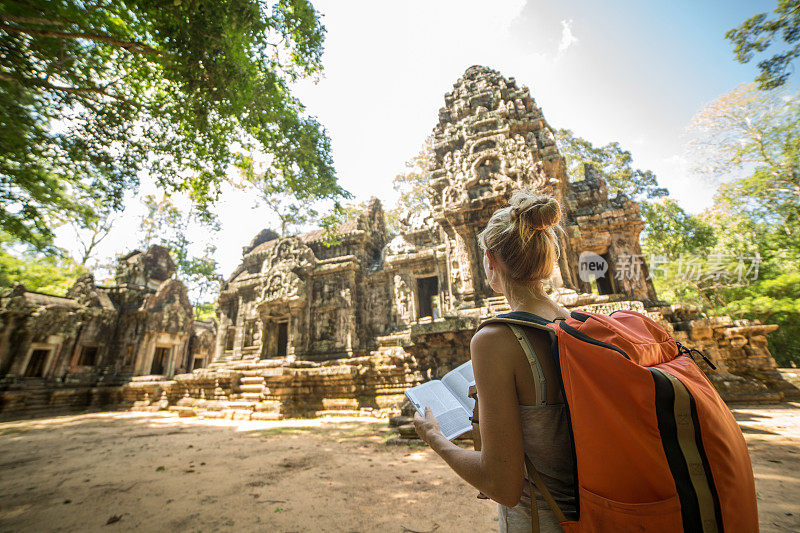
<box><xmin>58</xmin><ymin>0</ymin><xmax>790</xmax><ymax>279</ymax></box>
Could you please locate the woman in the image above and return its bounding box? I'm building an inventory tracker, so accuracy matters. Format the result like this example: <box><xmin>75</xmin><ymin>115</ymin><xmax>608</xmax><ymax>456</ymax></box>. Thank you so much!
<box><xmin>413</xmin><ymin>189</ymin><xmax>577</xmax><ymax>532</ymax></box>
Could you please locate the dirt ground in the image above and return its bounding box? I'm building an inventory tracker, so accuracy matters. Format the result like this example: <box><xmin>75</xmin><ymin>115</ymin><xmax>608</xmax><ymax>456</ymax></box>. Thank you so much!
<box><xmin>0</xmin><ymin>403</ymin><xmax>797</xmax><ymax>533</ymax></box>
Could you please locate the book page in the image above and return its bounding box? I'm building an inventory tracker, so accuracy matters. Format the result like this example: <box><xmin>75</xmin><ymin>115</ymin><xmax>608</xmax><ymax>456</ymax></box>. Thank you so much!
<box><xmin>441</xmin><ymin>360</ymin><xmax>476</xmax><ymax>412</ymax></box>
<box><xmin>404</xmin><ymin>380</ymin><xmax>472</xmax><ymax>440</ymax></box>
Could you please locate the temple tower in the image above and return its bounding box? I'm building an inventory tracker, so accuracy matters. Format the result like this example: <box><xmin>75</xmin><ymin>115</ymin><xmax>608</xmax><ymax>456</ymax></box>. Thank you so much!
<box><xmin>427</xmin><ymin>66</ymin><xmax>573</xmax><ymax>307</ymax></box>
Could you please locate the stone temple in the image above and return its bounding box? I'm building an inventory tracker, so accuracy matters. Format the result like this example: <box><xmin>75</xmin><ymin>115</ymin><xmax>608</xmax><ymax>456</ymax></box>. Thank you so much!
<box><xmin>214</xmin><ymin>66</ymin><xmax>654</xmax><ymax>365</ymax></box>
<box><xmin>0</xmin><ymin>66</ymin><xmax>795</xmax><ymax>419</ymax></box>
<box><xmin>0</xmin><ymin>246</ymin><xmax>216</xmax><ymax>416</ymax></box>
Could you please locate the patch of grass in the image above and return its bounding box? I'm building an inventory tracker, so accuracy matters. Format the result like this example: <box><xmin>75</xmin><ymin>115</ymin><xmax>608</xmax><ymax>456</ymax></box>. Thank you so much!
<box><xmin>155</xmin><ymin>466</ymin><xmax>165</xmax><ymax>472</ymax></box>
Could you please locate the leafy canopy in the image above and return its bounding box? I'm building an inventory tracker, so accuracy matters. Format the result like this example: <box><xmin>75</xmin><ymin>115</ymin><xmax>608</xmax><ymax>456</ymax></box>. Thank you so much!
<box><xmin>554</xmin><ymin>129</ymin><xmax>669</xmax><ymax>200</ymax></box>
<box><xmin>0</xmin><ymin>0</ymin><xmax>344</xmax><ymax>249</ymax></box>
<box><xmin>0</xmin><ymin>233</ymin><xmax>83</xmax><ymax>295</ymax></box>
<box><xmin>639</xmin><ymin>200</ymin><xmax>716</xmax><ymax>260</ymax></box>
<box><xmin>138</xmin><ymin>194</ymin><xmax>222</xmax><ymax>306</ymax></box>
<box><xmin>387</xmin><ymin>139</ymin><xmax>434</xmax><ymax>234</ymax></box>
<box><xmin>663</xmin><ymin>82</ymin><xmax>800</xmax><ymax>365</ymax></box>
<box><xmin>688</xmin><ymin>83</ymin><xmax>800</xmax><ymax>280</ymax></box>
<box><xmin>727</xmin><ymin>0</ymin><xmax>800</xmax><ymax>89</ymax></box>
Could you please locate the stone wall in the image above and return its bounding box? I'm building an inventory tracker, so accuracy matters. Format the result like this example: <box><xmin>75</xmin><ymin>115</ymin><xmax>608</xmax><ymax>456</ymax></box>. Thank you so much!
<box><xmin>0</xmin><ymin>246</ymin><xmax>199</xmax><ymax>419</ymax></box>
<box><xmin>122</xmin><ymin>346</ymin><xmax>421</xmax><ymax>420</ymax></box>
<box><xmin>119</xmin><ymin>298</ymin><xmax>797</xmax><ymax>421</ymax></box>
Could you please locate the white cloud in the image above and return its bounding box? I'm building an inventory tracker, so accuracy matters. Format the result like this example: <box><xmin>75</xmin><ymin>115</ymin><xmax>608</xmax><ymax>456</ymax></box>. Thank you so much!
<box><xmin>556</xmin><ymin>19</ymin><xmax>579</xmax><ymax>57</ymax></box>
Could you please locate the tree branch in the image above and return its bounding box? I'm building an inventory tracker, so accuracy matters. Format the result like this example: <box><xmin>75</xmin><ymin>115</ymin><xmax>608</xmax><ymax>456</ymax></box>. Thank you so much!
<box><xmin>0</xmin><ymin>72</ymin><xmax>128</xmax><ymax>102</ymax></box>
<box><xmin>0</xmin><ymin>21</ymin><xmax>167</xmax><ymax>57</ymax></box>
<box><xmin>0</xmin><ymin>14</ymin><xmax>65</xmax><ymax>26</ymax></box>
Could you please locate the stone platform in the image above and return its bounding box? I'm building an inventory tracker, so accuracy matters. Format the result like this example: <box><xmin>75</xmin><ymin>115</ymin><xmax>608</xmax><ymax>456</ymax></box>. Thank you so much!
<box><xmin>121</xmin><ymin>297</ymin><xmax>799</xmax><ymax>422</ymax></box>
<box><xmin>123</xmin><ymin>345</ymin><xmax>420</xmax><ymax>420</ymax></box>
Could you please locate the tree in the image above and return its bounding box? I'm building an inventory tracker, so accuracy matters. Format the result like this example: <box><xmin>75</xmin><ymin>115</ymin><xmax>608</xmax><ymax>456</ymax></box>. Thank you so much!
<box><xmin>138</xmin><ymin>194</ymin><xmax>222</xmax><ymax>306</ymax></box>
<box><xmin>681</xmin><ymin>83</ymin><xmax>800</xmax><ymax>364</ymax></box>
<box><xmin>717</xmin><ymin>273</ymin><xmax>800</xmax><ymax>367</ymax></box>
<box><xmin>640</xmin><ymin>200</ymin><xmax>716</xmax><ymax>259</ymax></box>
<box><xmin>236</xmin><ymin>151</ymin><xmax>351</xmax><ymax>244</ymax></box>
<box><xmin>386</xmin><ymin>140</ymin><xmax>434</xmax><ymax>234</ymax></box>
<box><xmin>0</xmin><ymin>233</ymin><xmax>82</xmax><ymax>295</ymax></box>
<box><xmin>688</xmin><ymin>83</ymin><xmax>800</xmax><ymax>263</ymax></box>
<box><xmin>240</xmin><ymin>159</ymin><xmax>321</xmax><ymax>236</ymax></box>
<box><xmin>727</xmin><ymin>0</ymin><xmax>800</xmax><ymax>89</ymax></box>
<box><xmin>554</xmin><ymin>129</ymin><xmax>669</xmax><ymax>200</ymax></box>
<box><xmin>1</xmin><ymin>0</ymin><xmax>344</xmax><ymax>249</ymax></box>
<box><xmin>70</xmin><ymin>201</ymin><xmax>117</xmax><ymax>268</ymax></box>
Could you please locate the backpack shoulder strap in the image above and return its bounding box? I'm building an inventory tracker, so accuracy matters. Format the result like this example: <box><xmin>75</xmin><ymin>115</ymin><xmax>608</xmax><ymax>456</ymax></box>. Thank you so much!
<box><xmin>477</xmin><ymin>317</ymin><xmax>553</xmax><ymax>406</ymax></box>
<box><xmin>475</xmin><ymin>316</ymin><xmax>566</xmax><ymax>528</ymax></box>
<box><xmin>508</xmin><ymin>323</ymin><xmax>547</xmax><ymax>406</ymax></box>
<box><xmin>477</xmin><ymin>316</ymin><xmax>555</xmax><ymax>334</ymax></box>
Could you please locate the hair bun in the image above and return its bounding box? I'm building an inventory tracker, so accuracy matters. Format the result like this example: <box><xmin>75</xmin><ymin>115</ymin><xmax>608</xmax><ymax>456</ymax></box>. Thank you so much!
<box><xmin>509</xmin><ymin>189</ymin><xmax>561</xmax><ymax>231</ymax></box>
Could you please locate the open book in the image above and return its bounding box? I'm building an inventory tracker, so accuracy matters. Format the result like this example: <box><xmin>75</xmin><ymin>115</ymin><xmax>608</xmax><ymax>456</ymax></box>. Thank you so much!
<box><xmin>404</xmin><ymin>361</ymin><xmax>475</xmax><ymax>440</ymax></box>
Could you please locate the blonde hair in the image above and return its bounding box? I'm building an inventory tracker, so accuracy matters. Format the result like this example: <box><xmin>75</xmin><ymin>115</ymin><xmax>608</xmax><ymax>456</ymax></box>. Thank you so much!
<box><xmin>477</xmin><ymin>189</ymin><xmax>561</xmax><ymax>297</ymax></box>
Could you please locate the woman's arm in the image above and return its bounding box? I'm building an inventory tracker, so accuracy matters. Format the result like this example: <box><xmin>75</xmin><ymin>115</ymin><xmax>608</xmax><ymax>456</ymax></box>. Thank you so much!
<box><xmin>414</xmin><ymin>325</ymin><xmax>525</xmax><ymax>507</ymax></box>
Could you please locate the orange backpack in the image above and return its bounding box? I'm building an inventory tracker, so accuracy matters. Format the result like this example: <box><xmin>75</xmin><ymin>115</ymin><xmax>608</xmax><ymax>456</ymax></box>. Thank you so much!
<box><xmin>477</xmin><ymin>309</ymin><xmax>758</xmax><ymax>533</ymax></box>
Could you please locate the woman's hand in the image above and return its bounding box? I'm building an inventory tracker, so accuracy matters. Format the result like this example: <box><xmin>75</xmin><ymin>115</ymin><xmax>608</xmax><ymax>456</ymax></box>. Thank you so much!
<box><xmin>413</xmin><ymin>406</ymin><xmax>443</xmax><ymax>445</ymax></box>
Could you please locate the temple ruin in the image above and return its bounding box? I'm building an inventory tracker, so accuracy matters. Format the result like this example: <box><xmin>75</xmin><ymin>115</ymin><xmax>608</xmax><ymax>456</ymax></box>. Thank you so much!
<box><xmin>1</xmin><ymin>65</ymin><xmax>795</xmax><ymax>420</ymax></box>
<box><xmin>0</xmin><ymin>246</ymin><xmax>206</xmax><ymax>417</ymax></box>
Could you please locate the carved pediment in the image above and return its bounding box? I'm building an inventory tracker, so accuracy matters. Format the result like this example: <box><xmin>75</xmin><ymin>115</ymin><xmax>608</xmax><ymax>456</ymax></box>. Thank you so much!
<box><xmin>256</xmin><ymin>237</ymin><xmax>314</xmax><ymax>307</ymax></box>
<box><xmin>260</xmin><ymin>237</ymin><xmax>315</xmax><ymax>274</ymax></box>
<box><xmin>259</xmin><ymin>270</ymin><xmax>306</xmax><ymax>305</ymax></box>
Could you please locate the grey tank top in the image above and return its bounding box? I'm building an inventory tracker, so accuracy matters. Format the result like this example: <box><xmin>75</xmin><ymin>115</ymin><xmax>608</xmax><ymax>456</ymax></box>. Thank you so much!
<box><xmin>490</xmin><ymin>312</ymin><xmax>577</xmax><ymax>519</ymax></box>
<box><xmin>517</xmin><ymin>403</ymin><xmax>577</xmax><ymax>518</ymax></box>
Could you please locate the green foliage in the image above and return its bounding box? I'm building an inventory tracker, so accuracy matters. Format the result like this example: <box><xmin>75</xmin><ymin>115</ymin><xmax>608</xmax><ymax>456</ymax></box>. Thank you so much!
<box><xmin>0</xmin><ymin>234</ymin><xmax>82</xmax><ymax>295</ymax></box>
<box><xmin>237</xmin><ymin>154</ymin><xmax>350</xmax><ymax>237</ymax></box>
<box><xmin>689</xmin><ymin>84</ymin><xmax>800</xmax><ymax>197</ymax></box>
<box><xmin>689</xmin><ymin>84</ymin><xmax>800</xmax><ymax>276</ymax></box>
<box><xmin>719</xmin><ymin>272</ymin><xmax>800</xmax><ymax>319</ymax></box>
<box><xmin>640</xmin><ymin>200</ymin><xmax>716</xmax><ymax>259</ymax></box>
<box><xmin>0</xmin><ymin>0</ymin><xmax>343</xmax><ymax>249</ymax></box>
<box><xmin>386</xmin><ymin>140</ymin><xmax>434</xmax><ymax>234</ymax></box>
<box><xmin>139</xmin><ymin>194</ymin><xmax>222</xmax><ymax>305</ymax></box>
<box><xmin>726</xmin><ymin>0</ymin><xmax>800</xmax><ymax>89</ymax></box>
<box><xmin>554</xmin><ymin>129</ymin><xmax>669</xmax><ymax>200</ymax></box>
<box><xmin>650</xmin><ymin>83</ymin><xmax>800</xmax><ymax>365</ymax></box>
<box><xmin>717</xmin><ymin>273</ymin><xmax>800</xmax><ymax>367</ymax></box>
<box><xmin>193</xmin><ymin>301</ymin><xmax>216</xmax><ymax>321</ymax></box>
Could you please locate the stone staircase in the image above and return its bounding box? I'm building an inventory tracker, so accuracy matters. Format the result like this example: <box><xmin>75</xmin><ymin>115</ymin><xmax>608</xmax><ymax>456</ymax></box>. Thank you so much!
<box><xmin>238</xmin><ymin>371</ymin><xmax>266</xmax><ymax>402</ymax></box>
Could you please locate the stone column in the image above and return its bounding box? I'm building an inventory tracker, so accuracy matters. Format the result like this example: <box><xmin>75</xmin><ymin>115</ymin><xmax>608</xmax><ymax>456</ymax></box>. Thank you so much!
<box><xmin>451</xmin><ymin>230</ymin><xmax>478</xmax><ymax>307</ymax></box>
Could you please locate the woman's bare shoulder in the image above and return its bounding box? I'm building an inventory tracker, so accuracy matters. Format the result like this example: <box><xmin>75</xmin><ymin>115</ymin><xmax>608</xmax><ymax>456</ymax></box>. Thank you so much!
<box><xmin>470</xmin><ymin>324</ymin><xmax>519</xmax><ymax>361</ymax></box>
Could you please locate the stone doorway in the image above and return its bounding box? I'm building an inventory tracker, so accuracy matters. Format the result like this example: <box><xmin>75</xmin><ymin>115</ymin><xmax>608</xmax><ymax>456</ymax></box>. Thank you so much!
<box><xmin>224</xmin><ymin>327</ymin><xmax>236</xmax><ymax>351</ymax></box>
<box><xmin>594</xmin><ymin>253</ymin><xmax>615</xmax><ymax>295</ymax></box>
<box><xmin>151</xmin><ymin>346</ymin><xmax>170</xmax><ymax>375</ymax></box>
<box><xmin>277</xmin><ymin>321</ymin><xmax>288</xmax><ymax>358</ymax></box>
<box><xmin>78</xmin><ymin>345</ymin><xmax>99</xmax><ymax>366</ymax></box>
<box><xmin>261</xmin><ymin>318</ymin><xmax>289</xmax><ymax>359</ymax></box>
<box><xmin>24</xmin><ymin>349</ymin><xmax>50</xmax><ymax>377</ymax></box>
<box><xmin>416</xmin><ymin>276</ymin><xmax>439</xmax><ymax>319</ymax></box>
